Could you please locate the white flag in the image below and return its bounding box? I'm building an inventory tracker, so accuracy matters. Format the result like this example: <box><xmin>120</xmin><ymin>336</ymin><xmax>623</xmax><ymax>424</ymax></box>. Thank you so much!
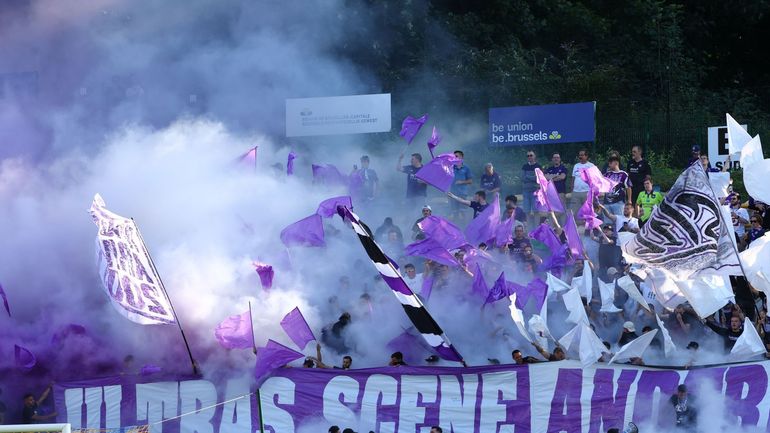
<box><xmin>563</xmin><ymin>287</ymin><xmax>589</xmax><ymax>325</ymax></box>
<box><xmin>90</xmin><ymin>194</ymin><xmax>176</xmax><ymax>325</ymax></box>
<box><xmin>740</xmin><ymin>135</ymin><xmax>770</xmax><ymax>205</ymax></box>
<box><xmin>709</xmin><ymin>173</ymin><xmax>731</xmax><ymax>201</ymax></box>
<box><xmin>559</xmin><ymin>324</ymin><xmax>606</xmax><ymax>368</ymax></box>
<box><xmin>528</xmin><ymin>314</ymin><xmax>552</xmax><ymax>349</ymax></box>
<box><xmin>729</xmin><ymin>317</ymin><xmax>766</xmax><ymax>362</ymax></box>
<box><xmin>547</xmin><ymin>272</ymin><xmax>572</xmax><ymax>293</ymax></box>
<box><xmin>598</xmin><ymin>279</ymin><xmax>622</xmax><ymax>313</ymax></box>
<box><xmin>741</xmin><ymin>233</ymin><xmax>770</xmax><ymax>294</ymax></box>
<box><xmin>676</xmin><ymin>273</ymin><xmax>735</xmax><ymax>318</ymax></box>
<box><xmin>726</xmin><ymin>113</ymin><xmax>751</xmax><ymax>156</ymax></box>
<box><xmin>617</xmin><ymin>276</ymin><xmax>651</xmax><ymax>312</ymax></box>
<box><xmin>508</xmin><ymin>293</ymin><xmax>531</xmax><ymax>343</ymax></box>
<box><xmin>609</xmin><ymin>329</ymin><xmax>657</xmax><ymax>364</ymax></box>
<box><xmin>655</xmin><ymin>312</ymin><xmax>677</xmax><ymax>357</ymax></box>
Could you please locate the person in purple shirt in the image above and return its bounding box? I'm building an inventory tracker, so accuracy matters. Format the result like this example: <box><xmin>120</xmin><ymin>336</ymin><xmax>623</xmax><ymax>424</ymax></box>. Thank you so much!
<box><xmin>504</xmin><ymin>195</ymin><xmax>527</xmax><ymax>225</ymax></box>
<box><xmin>544</xmin><ymin>151</ymin><xmax>568</xmax><ymax>207</ymax></box>
<box><xmin>745</xmin><ymin>215</ymin><xmax>766</xmax><ymax>247</ymax></box>
<box><xmin>602</xmin><ymin>155</ymin><xmax>632</xmax><ymax>219</ymax></box>
<box><xmin>480</xmin><ymin>163</ymin><xmax>501</xmax><ymax>194</ymax></box>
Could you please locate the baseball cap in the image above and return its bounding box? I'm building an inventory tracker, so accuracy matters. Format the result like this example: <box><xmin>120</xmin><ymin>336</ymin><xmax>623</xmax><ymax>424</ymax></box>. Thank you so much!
<box><xmin>623</xmin><ymin>321</ymin><xmax>636</xmax><ymax>332</ymax></box>
<box><xmin>691</xmin><ymin>144</ymin><xmax>701</xmax><ymax>152</ymax></box>
<box><xmin>422</xmin><ymin>205</ymin><xmax>432</xmax><ymax>211</ymax></box>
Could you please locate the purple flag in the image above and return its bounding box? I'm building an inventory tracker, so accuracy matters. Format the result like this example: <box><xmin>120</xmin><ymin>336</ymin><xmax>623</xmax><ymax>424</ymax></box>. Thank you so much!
<box><xmin>400</xmin><ymin>114</ymin><xmax>428</xmax><ymax>144</ymax></box>
<box><xmin>564</xmin><ymin>211</ymin><xmax>585</xmax><ymax>259</ymax></box>
<box><xmin>386</xmin><ymin>329</ymin><xmax>429</xmax><ymax>365</ymax></box>
<box><xmin>50</xmin><ymin>323</ymin><xmax>86</xmax><ymax>346</ymax></box>
<box><xmin>529</xmin><ymin>224</ymin><xmax>562</xmax><ymax>254</ymax></box>
<box><xmin>465</xmin><ymin>193</ymin><xmax>501</xmax><ymax>245</ymax></box>
<box><xmin>214</xmin><ymin>311</ymin><xmax>254</xmax><ymax>350</ymax></box>
<box><xmin>462</xmin><ymin>245</ymin><xmax>497</xmax><ymax>268</ymax></box>
<box><xmin>0</xmin><ymin>282</ymin><xmax>10</xmax><ymax>316</ymax></box>
<box><xmin>280</xmin><ymin>307</ymin><xmax>316</xmax><ymax>350</ymax></box>
<box><xmin>414</xmin><ymin>153</ymin><xmax>461</xmax><ymax>192</ymax></box>
<box><xmin>312</xmin><ymin>163</ymin><xmax>347</xmax><ymax>186</ymax></box>
<box><xmin>420</xmin><ymin>275</ymin><xmax>434</xmax><ymax>301</ymax></box>
<box><xmin>14</xmin><ymin>344</ymin><xmax>36</xmax><ymax>371</ymax></box>
<box><xmin>405</xmin><ymin>238</ymin><xmax>460</xmax><ymax>267</ymax></box>
<box><xmin>495</xmin><ymin>217</ymin><xmax>514</xmax><ymax>247</ymax></box>
<box><xmin>316</xmin><ymin>196</ymin><xmax>353</xmax><ymax>219</ymax></box>
<box><xmin>140</xmin><ymin>364</ymin><xmax>162</xmax><ymax>376</ymax></box>
<box><xmin>578</xmin><ymin>190</ymin><xmax>603</xmax><ymax>230</ymax></box>
<box><xmin>280</xmin><ymin>214</ymin><xmax>325</xmax><ymax>247</ymax></box>
<box><xmin>427</xmin><ymin>126</ymin><xmax>441</xmax><ymax>158</ymax></box>
<box><xmin>471</xmin><ymin>263</ymin><xmax>489</xmax><ymax>299</ymax></box>
<box><xmin>253</xmin><ymin>262</ymin><xmax>274</xmax><ymax>290</ymax></box>
<box><xmin>579</xmin><ymin>165</ymin><xmax>618</xmax><ymax>194</ymax></box>
<box><xmin>539</xmin><ymin>243</ymin><xmax>570</xmax><ymax>275</ymax></box>
<box><xmin>287</xmin><ymin>151</ymin><xmax>296</xmax><ymax>176</ymax></box>
<box><xmin>484</xmin><ymin>272</ymin><xmax>521</xmax><ymax>306</ymax></box>
<box><xmin>527</xmin><ymin>278</ymin><xmax>548</xmax><ymax>311</ymax></box>
<box><xmin>418</xmin><ymin>216</ymin><xmax>467</xmax><ymax>250</ymax></box>
<box><xmin>534</xmin><ymin>168</ymin><xmax>566</xmax><ymax>213</ymax></box>
<box><xmin>254</xmin><ymin>339</ymin><xmax>305</xmax><ymax>385</ymax></box>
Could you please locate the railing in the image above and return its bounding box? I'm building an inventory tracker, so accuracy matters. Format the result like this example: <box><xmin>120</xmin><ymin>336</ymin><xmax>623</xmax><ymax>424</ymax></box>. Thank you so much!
<box><xmin>0</xmin><ymin>424</ymin><xmax>71</xmax><ymax>433</ymax></box>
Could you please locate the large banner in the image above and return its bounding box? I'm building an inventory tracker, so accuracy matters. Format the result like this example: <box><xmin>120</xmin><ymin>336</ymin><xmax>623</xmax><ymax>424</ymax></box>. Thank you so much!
<box><xmin>285</xmin><ymin>93</ymin><xmax>391</xmax><ymax>137</ymax></box>
<box><xmin>488</xmin><ymin>102</ymin><xmax>595</xmax><ymax>146</ymax></box>
<box><xmin>707</xmin><ymin>123</ymin><xmax>748</xmax><ymax>171</ymax></box>
<box><xmin>54</xmin><ymin>360</ymin><xmax>770</xmax><ymax>433</ymax></box>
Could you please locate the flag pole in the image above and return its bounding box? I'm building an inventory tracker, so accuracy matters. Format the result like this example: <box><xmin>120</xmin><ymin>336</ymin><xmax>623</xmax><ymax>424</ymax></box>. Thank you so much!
<box><xmin>256</xmin><ymin>389</ymin><xmax>266</xmax><ymax>433</ymax></box>
<box><xmin>131</xmin><ymin>218</ymin><xmax>199</xmax><ymax>376</ymax></box>
<box><xmin>248</xmin><ymin>300</ymin><xmax>257</xmax><ymax>355</ymax></box>
<box><xmin>253</xmin><ymin>145</ymin><xmax>258</xmax><ymax>173</ymax></box>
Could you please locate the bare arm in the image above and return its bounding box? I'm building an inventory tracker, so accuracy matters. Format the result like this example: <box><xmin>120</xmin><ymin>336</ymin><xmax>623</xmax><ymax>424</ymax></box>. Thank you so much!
<box><xmin>531</xmin><ymin>342</ymin><xmax>551</xmax><ymax>360</ymax></box>
<box><xmin>447</xmin><ymin>192</ymin><xmax>471</xmax><ymax>206</ymax></box>
<box><xmin>396</xmin><ymin>153</ymin><xmax>405</xmax><ymax>172</ymax></box>
<box><xmin>38</xmin><ymin>384</ymin><xmax>52</xmax><ymax>405</ymax></box>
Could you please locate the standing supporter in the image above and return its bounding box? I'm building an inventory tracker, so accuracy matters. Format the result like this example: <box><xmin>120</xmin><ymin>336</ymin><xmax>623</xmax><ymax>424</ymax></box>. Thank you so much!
<box><xmin>756</xmin><ymin>309</ymin><xmax>770</xmax><ymax>351</ymax></box>
<box><xmin>22</xmin><ymin>384</ymin><xmax>57</xmax><ymax>424</ymax></box>
<box><xmin>521</xmin><ymin>150</ymin><xmax>542</xmax><ymax>223</ymax></box>
<box><xmin>665</xmin><ymin>304</ymin><xmax>700</xmax><ymax>347</ymax></box>
<box><xmin>403</xmin><ymin>263</ymin><xmax>423</xmax><ymax>291</ymax></box>
<box><xmin>729</xmin><ymin>193</ymin><xmax>750</xmax><ymax>249</ymax></box>
<box><xmin>447</xmin><ymin>190</ymin><xmax>489</xmax><ymax>218</ymax></box>
<box><xmin>505</xmin><ymin>195</ymin><xmax>527</xmax><ymax>225</ymax></box>
<box><xmin>545</xmin><ymin>152</ymin><xmax>568</xmax><ymax>207</ymax></box>
<box><xmin>450</xmin><ymin>150</ymin><xmax>473</xmax><ymax>219</ymax></box>
<box><xmin>571</xmin><ymin>149</ymin><xmax>596</xmax><ymax>215</ymax></box>
<box><xmin>636</xmin><ymin>177</ymin><xmax>664</xmax><ymax>225</ymax></box>
<box><xmin>374</xmin><ymin>217</ymin><xmax>403</xmax><ymax>243</ymax></box>
<box><xmin>627</xmin><ymin>146</ymin><xmax>651</xmax><ymax>203</ymax></box>
<box><xmin>591</xmin><ymin>224</ymin><xmax>623</xmax><ymax>278</ymax></box>
<box><xmin>480</xmin><ymin>163</ymin><xmax>501</xmax><ymax>194</ymax></box>
<box><xmin>389</xmin><ymin>352</ymin><xmax>407</xmax><ymax>366</ymax></box>
<box><xmin>599</xmin><ymin>203</ymin><xmax>639</xmax><ymax>235</ymax></box>
<box><xmin>350</xmin><ymin>155</ymin><xmax>378</xmax><ymax>202</ymax></box>
<box><xmin>670</xmin><ymin>384</ymin><xmax>697</xmax><ymax>429</ymax></box>
<box><xmin>412</xmin><ymin>205</ymin><xmax>432</xmax><ymax>240</ymax></box>
<box><xmin>508</xmin><ymin>224</ymin><xmax>532</xmax><ymax>259</ymax></box>
<box><xmin>700</xmin><ymin>154</ymin><xmax>725</xmax><ymax>174</ymax></box>
<box><xmin>687</xmin><ymin>145</ymin><xmax>703</xmax><ymax>168</ymax></box>
<box><xmin>746</xmin><ymin>215</ymin><xmax>766</xmax><ymax>247</ymax></box>
<box><xmin>705</xmin><ymin>314</ymin><xmax>743</xmax><ymax>351</ymax></box>
<box><xmin>531</xmin><ymin>342</ymin><xmax>567</xmax><ymax>361</ymax></box>
<box><xmin>618</xmin><ymin>321</ymin><xmax>639</xmax><ymax>346</ymax></box>
<box><xmin>397</xmin><ymin>152</ymin><xmax>427</xmax><ymax>206</ymax></box>
<box><xmin>602</xmin><ymin>155</ymin><xmax>632</xmax><ymax>218</ymax></box>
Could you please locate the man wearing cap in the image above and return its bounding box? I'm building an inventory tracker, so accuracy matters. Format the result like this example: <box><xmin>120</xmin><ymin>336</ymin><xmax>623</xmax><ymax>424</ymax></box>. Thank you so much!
<box><xmin>619</xmin><ymin>321</ymin><xmax>639</xmax><ymax>346</ymax></box>
<box><xmin>412</xmin><ymin>205</ymin><xmax>432</xmax><ymax>240</ymax></box>
<box><xmin>687</xmin><ymin>145</ymin><xmax>705</xmax><ymax>169</ymax></box>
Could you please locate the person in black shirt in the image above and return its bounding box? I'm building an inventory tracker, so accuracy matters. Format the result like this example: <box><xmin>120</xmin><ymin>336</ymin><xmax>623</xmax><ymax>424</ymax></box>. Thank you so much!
<box><xmin>389</xmin><ymin>351</ymin><xmax>407</xmax><ymax>366</ymax></box>
<box><xmin>447</xmin><ymin>190</ymin><xmax>489</xmax><ymax>218</ymax></box>
<box><xmin>626</xmin><ymin>146</ymin><xmax>651</xmax><ymax>204</ymax></box>
<box><xmin>22</xmin><ymin>383</ymin><xmax>57</xmax><ymax>424</ymax></box>
<box><xmin>706</xmin><ymin>314</ymin><xmax>743</xmax><ymax>351</ymax></box>
<box><xmin>670</xmin><ymin>384</ymin><xmax>697</xmax><ymax>429</ymax></box>
<box><xmin>618</xmin><ymin>321</ymin><xmax>639</xmax><ymax>346</ymax></box>
<box><xmin>396</xmin><ymin>152</ymin><xmax>427</xmax><ymax>203</ymax></box>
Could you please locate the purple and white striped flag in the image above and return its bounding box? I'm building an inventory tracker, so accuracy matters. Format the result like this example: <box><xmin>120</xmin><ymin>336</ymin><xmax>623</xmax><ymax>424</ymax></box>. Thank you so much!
<box><xmin>337</xmin><ymin>206</ymin><xmax>464</xmax><ymax>363</ymax></box>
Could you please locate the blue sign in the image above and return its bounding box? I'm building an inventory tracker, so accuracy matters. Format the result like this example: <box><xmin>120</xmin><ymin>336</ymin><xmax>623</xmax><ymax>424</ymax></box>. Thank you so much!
<box><xmin>489</xmin><ymin>101</ymin><xmax>595</xmax><ymax>146</ymax></box>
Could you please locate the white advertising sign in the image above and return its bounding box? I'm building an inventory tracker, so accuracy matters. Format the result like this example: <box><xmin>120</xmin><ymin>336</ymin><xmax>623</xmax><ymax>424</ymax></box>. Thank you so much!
<box><xmin>285</xmin><ymin>93</ymin><xmax>391</xmax><ymax>137</ymax></box>
<box><xmin>708</xmin><ymin>123</ymin><xmax>747</xmax><ymax>171</ymax></box>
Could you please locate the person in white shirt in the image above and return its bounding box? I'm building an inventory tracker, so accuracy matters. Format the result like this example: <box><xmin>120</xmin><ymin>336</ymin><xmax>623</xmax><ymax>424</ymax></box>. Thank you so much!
<box><xmin>403</xmin><ymin>263</ymin><xmax>424</xmax><ymax>292</ymax></box>
<box><xmin>570</xmin><ymin>148</ymin><xmax>596</xmax><ymax>215</ymax></box>
<box><xmin>729</xmin><ymin>193</ymin><xmax>749</xmax><ymax>250</ymax></box>
<box><xmin>598</xmin><ymin>202</ymin><xmax>640</xmax><ymax>236</ymax></box>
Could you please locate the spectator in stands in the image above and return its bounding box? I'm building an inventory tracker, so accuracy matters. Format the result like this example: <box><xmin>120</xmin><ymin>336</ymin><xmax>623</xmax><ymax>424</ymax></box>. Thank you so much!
<box><xmin>729</xmin><ymin>193</ymin><xmax>750</xmax><ymax>249</ymax></box>
<box><xmin>531</xmin><ymin>342</ymin><xmax>566</xmax><ymax>361</ymax></box>
<box><xmin>746</xmin><ymin>215</ymin><xmax>766</xmax><ymax>247</ymax></box>
<box><xmin>670</xmin><ymin>384</ymin><xmax>697</xmax><ymax>429</ymax></box>
<box><xmin>571</xmin><ymin>149</ymin><xmax>596</xmax><ymax>215</ymax></box>
<box><xmin>374</xmin><ymin>217</ymin><xmax>403</xmax><ymax>243</ymax></box>
<box><xmin>545</xmin><ymin>152</ymin><xmax>568</xmax><ymax>207</ymax></box>
<box><xmin>313</xmin><ymin>343</ymin><xmax>353</xmax><ymax>369</ymax></box>
<box><xmin>627</xmin><ymin>146</ymin><xmax>651</xmax><ymax>204</ymax></box>
<box><xmin>412</xmin><ymin>205</ymin><xmax>432</xmax><ymax>240</ymax></box>
<box><xmin>599</xmin><ymin>203</ymin><xmax>639</xmax><ymax>235</ymax></box>
<box><xmin>397</xmin><ymin>152</ymin><xmax>427</xmax><ymax>205</ymax></box>
<box><xmin>756</xmin><ymin>309</ymin><xmax>770</xmax><ymax>351</ymax></box>
<box><xmin>508</xmin><ymin>225</ymin><xmax>532</xmax><ymax>259</ymax></box>
<box><xmin>329</xmin><ymin>426</ymin><xmax>341</xmax><ymax>433</ymax></box>
<box><xmin>636</xmin><ymin>177</ymin><xmax>664</xmax><ymax>225</ymax></box>
<box><xmin>22</xmin><ymin>384</ymin><xmax>57</xmax><ymax>424</ymax></box>
<box><xmin>706</xmin><ymin>314</ymin><xmax>743</xmax><ymax>351</ymax></box>
<box><xmin>480</xmin><ymin>163</ymin><xmax>501</xmax><ymax>194</ymax></box>
<box><xmin>521</xmin><ymin>150</ymin><xmax>542</xmax><ymax>222</ymax></box>
<box><xmin>687</xmin><ymin>145</ymin><xmax>703</xmax><ymax>168</ymax></box>
<box><xmin>389</xmin><ymin>351</ymin><xmax>407</xmax><ymax>366</ymax></box>
<box><xmin>700</xmin><ymin>154</ymin><xmax>726</xmax><ymax>174</ymax></box>
<box><xmin>351</xmin><ymin>155</ymin><xmax>379</xmax><ymax>202</ymax></box>
<box><xmin>450</xmin><ymin>150</ymin><xmax>473</xmax><ymax>219</ymax></box>
<box><xmin>505</xmin><ymin>195</ymin><xmax>527</xmax><ymax>225</ymax></box>
<box><xmin>447</xmin><ymin>190</ymin><xmax>489</xmax><ymax>218</ymax></box>
<box><xmin>430</xmin><ymin>427</ymin><xmax>443</xmax><ymax>433</ymax></box>
<box><xmin>403</xmin><ymin>263</ymin><xmax>423</xmax><ymax>290</ymax></box>
<box><xmin>618</xmin><ymin>321</ymin><xmax>639</xmax><ymax>346</ymax></box>
<box><xmin>602</xmin><ymin>155</ymin><xmax>632</xmax><ymax>218</ymax></box>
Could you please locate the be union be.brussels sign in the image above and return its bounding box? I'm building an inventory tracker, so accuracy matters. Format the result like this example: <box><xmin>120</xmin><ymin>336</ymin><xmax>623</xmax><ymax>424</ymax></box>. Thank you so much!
<box><xmin>489</xmin><ymin>101</ymin><xmax>596</xmax><ymax>146</ymax></box>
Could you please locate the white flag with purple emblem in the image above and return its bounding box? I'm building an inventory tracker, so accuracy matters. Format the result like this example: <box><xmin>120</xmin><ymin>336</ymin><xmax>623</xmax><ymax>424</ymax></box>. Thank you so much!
<box><xmin>90</xmin><ymin>194</ymin><xmax>176</xmax><ymax>325</ymax></box>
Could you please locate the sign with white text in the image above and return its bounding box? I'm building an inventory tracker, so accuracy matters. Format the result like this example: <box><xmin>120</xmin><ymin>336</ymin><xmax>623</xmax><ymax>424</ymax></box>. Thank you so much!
<box><xmin>708</xmin><ymin>124</ymin><xmax>748</xmax><ymax>171</ymax></box>
<box><xmin>285</xmin><ymin>93</ymin><xmax>391</xmax><ymax>137</ymax></box>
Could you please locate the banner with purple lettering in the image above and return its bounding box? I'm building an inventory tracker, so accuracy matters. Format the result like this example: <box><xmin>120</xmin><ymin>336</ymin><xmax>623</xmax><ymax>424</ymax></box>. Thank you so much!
<box><xmin>52</xmin><ymin>360</ymin><xmax>770</xmax><ymax>433</ymax></box>
<box><xmin>90</xmin><ymin>194</ymin><xmax>176</xmax><ymax>324</ymax></box>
